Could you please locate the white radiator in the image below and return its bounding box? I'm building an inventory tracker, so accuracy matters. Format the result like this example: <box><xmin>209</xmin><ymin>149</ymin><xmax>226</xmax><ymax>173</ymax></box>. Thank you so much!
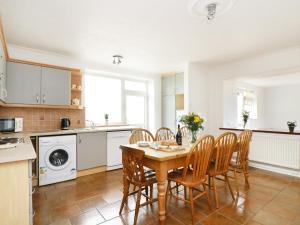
<box><xmin>249</xmin><ymin>133</ymin><xmax>300</xmax><ymax>169</ymax></box>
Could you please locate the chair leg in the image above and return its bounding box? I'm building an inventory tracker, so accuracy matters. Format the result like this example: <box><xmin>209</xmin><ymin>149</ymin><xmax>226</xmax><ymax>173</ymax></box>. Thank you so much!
<box><xmin>212</xmin><ymin>176</ymin><xmax>219</xmax><ymax>209</ymax></box>
<box><xmin>202</xmin><ymin>183</ymin><xmax>212</xmax><ymax>210</ymax></box>
<box><xmin>133</xmin><ymin>188</ymin><xmax>142</xmax><ymax>225</ymax></box>
<box><xmin>189</xmin><ymin>188</ymin><xmax>195</xmax><ymax>225</ymax></box>
<box><xmin>184</xmin><ymin>186</ymin><xmax>187</xmax><ymax>200</ymax></box>
<box><xmin>176</xmin><ymin>182</ymin><xmax>179</xmax><ymax>194</ymax></box>
<box><xmin>166</xmin><ymin>181</ymin><xmax>171</xmax><ymax>212</ymax></box>
<box><xmin>119</xmin><ymin>181</ymin><xmax>130</xmax><ymax>215</ymax></box>
<box><xmin>233</xmin><ymin>168</ymin><xmax>239</xmax><ymax>196</ymax></box>
<box><xmin>225</xmin><ymin>174</ymin><xmax>235</xmax><ymax>201</ymax></box>
<box><xmin>150</xmin><ymin>184</ymin><xmax>153</xmax><ymax>205</ymax></box>
<box><xmin>145</xmin><ymin>186</ymin><xmax>149</xmax><ymax>200</ymax></box>
<box><xmin>243</xmin><ymin>163</ymin><xmax>250</xmax><ymax>188</ymax></box>
<box><xmin>208</xmin><ymin>175</ymin><xmax>211</xmax><ymax>189</ymax></box>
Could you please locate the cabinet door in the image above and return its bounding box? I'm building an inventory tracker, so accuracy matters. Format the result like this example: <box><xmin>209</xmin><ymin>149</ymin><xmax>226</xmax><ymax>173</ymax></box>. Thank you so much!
<box><xmin>41</xmin><ymin>67</ymin><xmax>71</xmax><ymax>105</ymax></box>
<box><xmin>162</xmin><ymin>95</ymin><xmax>176</xmax><ymax>132</ymax></box>
<box><xmin>77</xmin><ymin>132</ymin><xmax>107</xmax><ymax>170</ymax></box>
<box><xmin>162</xmin><ymin>76</ymin><xmax>175</xmax><ymax>96</ymax></box>
<box><xmin>6</xmin><ymin>62</ymin><xmax>41</xmax><ymax>104</ymax></box>
<box><xmin>0</xmin><ymin>43</ymin><xmax>6</xmax><ymax>101</ymax></box>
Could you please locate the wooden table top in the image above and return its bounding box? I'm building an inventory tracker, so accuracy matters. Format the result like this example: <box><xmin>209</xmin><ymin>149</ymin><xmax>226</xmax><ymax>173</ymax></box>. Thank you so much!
<box><xmin>120</xmin><ymin>144</ymin><xmax>191</xmax><ymax>161</ymax></box>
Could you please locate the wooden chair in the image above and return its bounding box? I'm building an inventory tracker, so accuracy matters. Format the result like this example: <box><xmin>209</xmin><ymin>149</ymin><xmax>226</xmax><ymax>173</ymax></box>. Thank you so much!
<box><xmin>207</xmin><ymin>132</ymin><xmax>237</xmax><ymax>208</ymax></box>
<box><xmin>230</xmin><ymin>130</ymin><xmax>252</xmax><ymax>196</ymax></box>
<box><xmin>155</xmin><ymin>127</ymin><xmax>175</xmax><ymax>141</ymax></box>
<box><xmin>166</xmin><ymin>135</ymin><xmax>215</xmax><ymax>224</ymax></box>
<box><xmin>129</xmin><ymin>128</ymin><xmax>155</xmax><ymax>144</ymax></box>
<box><xmin>180</xmin><ymin>126</ymin><xmax>189</xmax><ymax>137</ymax></box>
<box><xmin>119</xmin><ymin>148</ymin><xmax>157</xmax><ymax>225</ymax></box>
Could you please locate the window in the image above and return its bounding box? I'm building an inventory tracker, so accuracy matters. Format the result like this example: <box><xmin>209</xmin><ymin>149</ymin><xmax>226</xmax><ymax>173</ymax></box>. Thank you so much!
<box><xmin>85</xmin><ymin>74</ymin><xmax>148</xmax><ymax>127</ymax></box>
<box><xmin>237</xmin><ymin>89</ymin><xmax>257</xmax><ymax>125</ymax></box>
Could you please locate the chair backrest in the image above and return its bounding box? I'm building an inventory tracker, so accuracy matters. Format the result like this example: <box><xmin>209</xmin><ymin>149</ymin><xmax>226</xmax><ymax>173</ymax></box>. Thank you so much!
<box><xmin>180</xmin><ymin>126</ymin><xmax>189</xmax><ymax>137</ymax></box>
<box><xmin>155</xmin><ymin>127</ymin><xmax>175</xmax><ymax>141</ymax></box>
<box><xmin>214</xmin><ymin>132</ymin><xmax>237</xmax><ymax>175</ymax></box>
<box><xmin>182</xmin><ymin>135</ymin><xmax>215</xmax><ymax>184</ymax></box>
<box><xmin>236</xmin><ymin>130</ymin><xmax>252</xmax><ymax>166</ymax></box>
<box><xmin>122</xmin><ymin>148</ymin><xmax>146</xmax><ymax>185</ymax></box>
<box><xmin>129</xmin><ymin>128</ymin><xmax>154</xmax><ymax>144</ymax></box>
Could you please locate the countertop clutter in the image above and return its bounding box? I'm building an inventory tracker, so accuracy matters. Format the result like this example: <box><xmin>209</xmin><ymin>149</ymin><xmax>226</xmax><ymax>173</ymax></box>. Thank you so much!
<box><xmin>0</xmin><ymin>125</ymin><xmax>135</xmax><ymax>164</ymax></box>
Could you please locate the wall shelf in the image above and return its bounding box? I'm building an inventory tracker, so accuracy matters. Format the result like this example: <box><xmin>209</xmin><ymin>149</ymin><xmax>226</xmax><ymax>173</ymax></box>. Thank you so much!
<box><xmin>0</xmin><ymin>103</ymin><xmax>83</xmax><ymax>110</ymax></box>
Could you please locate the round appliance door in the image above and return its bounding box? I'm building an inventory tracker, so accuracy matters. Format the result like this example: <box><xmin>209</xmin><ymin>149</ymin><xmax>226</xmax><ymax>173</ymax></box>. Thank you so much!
<box><xmin>45</xmin><ymin>145</ymin><xmax>71</xmax><ymax>171</ymax></box>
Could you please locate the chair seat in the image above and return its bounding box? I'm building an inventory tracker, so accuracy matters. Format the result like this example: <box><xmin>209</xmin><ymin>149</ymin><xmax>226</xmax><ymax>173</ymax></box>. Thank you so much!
<box><xmin>168</xmin><ymin>169</ymin><xmax>205</xmax><ymax>186</ymax></box>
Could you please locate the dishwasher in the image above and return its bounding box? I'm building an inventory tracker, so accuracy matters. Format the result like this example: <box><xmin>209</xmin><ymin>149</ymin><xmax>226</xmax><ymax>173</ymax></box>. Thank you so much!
<box><xmin>106</xmin><ymin>130</ymin><xmax>131</xmax><ymax>171</ymax></box>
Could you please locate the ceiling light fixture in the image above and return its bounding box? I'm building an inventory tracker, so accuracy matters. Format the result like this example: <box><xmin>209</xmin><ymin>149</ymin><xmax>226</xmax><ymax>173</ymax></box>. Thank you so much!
<box><xmin>113</xmin><ymin>55</ymin><xmax>123</xmax><ymax>65</ymax></box>
<box><xmin>188</xmin><ymin>0</ymin><xmax>236</xmax><ymax>21</ymax></box>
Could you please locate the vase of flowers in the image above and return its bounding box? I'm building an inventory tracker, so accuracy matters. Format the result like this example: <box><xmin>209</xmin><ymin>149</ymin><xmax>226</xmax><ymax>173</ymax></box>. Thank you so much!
<box><xmin>242</xmin><ymin>110</ymin><xmax>250</xmax><ymax>128</ymax></box>
<box><xmin>180</xmin><ymin>112</ymin><xmax>204</xmax><ymax>143</ymax></box>
<box><xmin>287</xmin><ymin>121</ymin><xmax>296</xmax><ymax>133</ymax></box>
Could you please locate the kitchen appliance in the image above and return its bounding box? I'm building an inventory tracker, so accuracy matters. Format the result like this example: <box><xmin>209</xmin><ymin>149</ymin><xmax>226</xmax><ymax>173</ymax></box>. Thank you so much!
<box><xmin>0</xmin><ymin>118</ymin><xmax>23</xmax><ymax>132</ymax></box>
<box><xmin>106</xmin><ymin>130</ymin><xmax>131</xmax><ymax>171</ymax></box>
<box><xmin>39</xmin><ymin>135</ymin><xmax>76</xmax><ymax>186</ymax></box>
<box><xmin>61</xmin><ymin>118</ymin><xmax>71</xmax><ymax>130</ymax></box>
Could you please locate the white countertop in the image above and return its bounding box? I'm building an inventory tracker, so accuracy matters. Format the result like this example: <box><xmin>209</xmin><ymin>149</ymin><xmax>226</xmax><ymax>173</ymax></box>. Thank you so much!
<box><xmin>0</xmin><ymin>125</ymin><xmax>135</xmax><ymax>164</ymax></box>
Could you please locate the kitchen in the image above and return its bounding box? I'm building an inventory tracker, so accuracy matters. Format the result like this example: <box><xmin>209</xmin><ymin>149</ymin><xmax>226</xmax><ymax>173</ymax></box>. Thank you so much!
<box><xmin>1</xmin><ymin>1</ymin><xmax>300</xmax><ymax>225</ymax></box>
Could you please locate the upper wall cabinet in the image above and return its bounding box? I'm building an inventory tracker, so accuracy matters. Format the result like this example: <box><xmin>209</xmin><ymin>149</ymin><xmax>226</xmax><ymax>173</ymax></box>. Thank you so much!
<box><xmin>6</xmin><ymin>62</ymin><xmax>71</xmax><ymax>106</ymax></box>
<box><xmin>6</xmin><ymin>62</ymin><xmax>41</xmax><ymax>104</ymax></box>
<box><xmin>41</xmin><ymin>67</ymin><xmax>70</xmax><ymax>105</ymax></box>
<box><xmin>0</xmin><ymin>39</ymin><xmax>6</xmax><ymax>101</ymax></box>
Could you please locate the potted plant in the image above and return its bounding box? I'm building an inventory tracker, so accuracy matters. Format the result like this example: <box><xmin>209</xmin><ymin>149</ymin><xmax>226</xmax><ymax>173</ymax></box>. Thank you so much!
<box><xmin>287</xmin><ymin>121</ymin><xmax>296</xmax><ymax>133</ymax></box>
<box><xmin>242</xmin><ymin>110</ymin><xmax>250</xmax><ymax>128</ymax></box>
<box><xmin>180</xmin><ymin>112</ymin><xmax>204</xmax><ymax>143</ymax></box>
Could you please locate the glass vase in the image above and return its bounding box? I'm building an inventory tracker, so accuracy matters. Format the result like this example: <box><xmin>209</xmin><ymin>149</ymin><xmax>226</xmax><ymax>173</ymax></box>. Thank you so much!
<box><xmin>189</xmin><ymin>130</ymin><xmax>198</xmax><ymax>144</ymax></box>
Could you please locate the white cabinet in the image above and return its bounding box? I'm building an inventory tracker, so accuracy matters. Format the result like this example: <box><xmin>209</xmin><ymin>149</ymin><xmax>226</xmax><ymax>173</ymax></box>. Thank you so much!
<box><xmin>106</xmin><ymin>131</ymin><xmax>131</xmax><ymax>171</ymax></box>
<box><xmin>77</xmin><ymin>132</ymin><xmax>107</xmax><ymax>170</ymax></box>
<box><xmin>6</xmin><ymin>62</ymin><xmax>71</xmax><ymax>105</ymax></box>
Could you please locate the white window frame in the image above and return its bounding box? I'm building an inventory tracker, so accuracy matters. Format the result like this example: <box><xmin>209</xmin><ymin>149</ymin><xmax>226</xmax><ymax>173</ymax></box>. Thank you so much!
<box><xmin>84</xmin><ymin>73</ymin><xmax>149</xmax><ymax>128</ymax></box>
<box><xmin>237</xmin><ymin>88</ymin><xmax>258</xmax><ymax>125</ymax></box>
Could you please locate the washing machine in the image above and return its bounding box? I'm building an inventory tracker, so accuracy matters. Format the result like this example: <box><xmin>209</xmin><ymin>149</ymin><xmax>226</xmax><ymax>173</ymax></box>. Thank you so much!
<box><xmin>39</xmin><ymin>135</ymin><xmax>76</xmax><ymax>186</ymax></box>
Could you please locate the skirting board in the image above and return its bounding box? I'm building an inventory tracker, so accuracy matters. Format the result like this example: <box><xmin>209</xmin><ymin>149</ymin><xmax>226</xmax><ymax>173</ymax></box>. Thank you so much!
<box><xmin>249</xmin><ymin>161</ymin><xmax>300</xmax><ymax>177</ymax></box>
<box><xmin>77</xmin><ymin>166</ymin><xmax>106</xmax><ymax>177</ymax></box>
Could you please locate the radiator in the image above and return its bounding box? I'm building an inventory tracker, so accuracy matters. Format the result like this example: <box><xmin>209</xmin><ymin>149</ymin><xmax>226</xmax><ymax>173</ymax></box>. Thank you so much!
<box><xmin>249</xmin><ymin>133</ymin><xmax>300</xmax><ymax>169</ymax></box>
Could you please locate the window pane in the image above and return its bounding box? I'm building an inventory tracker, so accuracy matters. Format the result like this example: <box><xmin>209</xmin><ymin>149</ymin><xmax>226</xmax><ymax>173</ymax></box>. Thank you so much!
<box><xmin>125</xmin><ymin>80</ymin><xmax>146</xmax><ymax>92</ymax></box>
<box><xmin>85</xmin><ymin>75</ymin><xmax>122</xmax><ymax>124</ymax></box>
<box><xmin>126</xmin><ymin>95</ymin><xmax>145</xmax><ymax>125</ymax></box>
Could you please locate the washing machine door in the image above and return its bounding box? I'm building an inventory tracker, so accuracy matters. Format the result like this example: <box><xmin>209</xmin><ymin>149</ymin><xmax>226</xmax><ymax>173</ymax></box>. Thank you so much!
<box><xmin>45</xmin><ymin>145</ymin><xmax>71</xmax><ymax>171</ymax></box>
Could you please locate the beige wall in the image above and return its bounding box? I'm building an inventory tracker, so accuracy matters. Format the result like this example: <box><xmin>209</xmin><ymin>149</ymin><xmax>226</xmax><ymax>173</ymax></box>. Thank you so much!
<box><xmin>0</xmin><ymin>107</ymin><xmax>85</xmax><ymax>131</ymax></box>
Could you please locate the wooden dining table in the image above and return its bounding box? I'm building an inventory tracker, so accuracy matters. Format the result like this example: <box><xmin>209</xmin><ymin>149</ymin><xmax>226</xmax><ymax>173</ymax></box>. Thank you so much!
<box><xmin>120</xmin><ymin>143</ymin><xmax>191</xmax><ymax>225</ymax></box>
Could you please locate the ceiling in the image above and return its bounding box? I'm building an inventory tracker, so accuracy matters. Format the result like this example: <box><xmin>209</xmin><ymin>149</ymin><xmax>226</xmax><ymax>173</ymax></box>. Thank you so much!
<box><xmin>242</xmin><ymin>73</ymin><xmax>300</xmax><ymax>87</ymax></box>
<box><xmin>1</xmin><ymin>0</ymin><xmax>300</xmax><ymax>73</ymax></box>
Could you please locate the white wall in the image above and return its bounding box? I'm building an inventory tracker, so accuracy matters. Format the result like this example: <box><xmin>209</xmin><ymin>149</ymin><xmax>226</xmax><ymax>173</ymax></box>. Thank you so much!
<box><xmin>8</xmin><ymin>44</ymin><xmax>161</xmax><ymax>132</ymax></box>
<box><xmin>184</xmin><ymin>62</ymin><xmax>210</xmax><ymax>128</ymax></box>
<box><xmin>264</xmin><ymin>84</ymin><xmax>300</xmax><ymax>129</ymax></box>
<box><xmin>186</xmin><ymin>46</ymin><xmax>300</xmax><ymax>135</ymax></box>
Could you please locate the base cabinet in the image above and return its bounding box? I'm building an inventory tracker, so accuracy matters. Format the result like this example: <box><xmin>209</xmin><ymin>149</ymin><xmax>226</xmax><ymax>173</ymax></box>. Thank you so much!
<box><xmin>77</xmin><ymin>132</ymin><xmax>107</xmax><ymax>170</ymax></box>
<box><xmin>0</xmin><ymin>160</ymin><xmax>33</xmax><ymax>225</ymax></box>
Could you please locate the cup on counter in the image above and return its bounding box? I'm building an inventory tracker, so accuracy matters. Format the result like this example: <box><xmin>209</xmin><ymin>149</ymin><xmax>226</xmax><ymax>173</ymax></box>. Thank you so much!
<box><xmin>77</xmin><ymin>85</ymin><xmax>82</xmax><ymax>90</ymax></box>
<box><xmin>72</xmin><ymin>84</ymin><xmax>77</xmax><ymax>89</ymax></box>
<box><xmin>72</xmin><ymin>98</ymin><xmax>80</xmax><ymax>105</ymax></box>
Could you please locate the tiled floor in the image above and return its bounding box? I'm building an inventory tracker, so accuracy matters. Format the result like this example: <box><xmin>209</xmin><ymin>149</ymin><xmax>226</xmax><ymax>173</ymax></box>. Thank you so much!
<box><xmin>33</xmin><ymin>168</ymin><xmax>300</xmax><ymax>225</ymax></box>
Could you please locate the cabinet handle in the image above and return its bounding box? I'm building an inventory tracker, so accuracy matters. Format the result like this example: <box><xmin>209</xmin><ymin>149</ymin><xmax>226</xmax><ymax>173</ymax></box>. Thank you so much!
<box><xmin>43</xmin><ymin>95</ymin><xmax>46</xmax><ymax>104</ymax></box>
<box><xmin>36</xmin><ymin>95</ymin><xmax>39</xmax><ymax>103</ymax></box>
<box><xmin>79</xmin><ymin>138</ymin><xmax>82</xmax><ymax>144</ymax></box>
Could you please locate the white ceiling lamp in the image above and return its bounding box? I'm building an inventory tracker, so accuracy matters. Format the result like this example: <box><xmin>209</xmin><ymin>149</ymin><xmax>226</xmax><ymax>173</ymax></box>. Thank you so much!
<box><xmin>188</xmin><ymin>0</ymin><xmax>236</xmax><ymax>20</ymax></box>
<box><xmin>112</xmin><ymin>55</ymin><xmax>123</xmax><ymax>65</ymax></box>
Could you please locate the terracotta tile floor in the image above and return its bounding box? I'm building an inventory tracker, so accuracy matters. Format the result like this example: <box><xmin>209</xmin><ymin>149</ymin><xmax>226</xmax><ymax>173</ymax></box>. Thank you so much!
<box><xmin>33</xmin><ymin>168</ymin><xmax>300</xmax><ymax>225</ymax></box>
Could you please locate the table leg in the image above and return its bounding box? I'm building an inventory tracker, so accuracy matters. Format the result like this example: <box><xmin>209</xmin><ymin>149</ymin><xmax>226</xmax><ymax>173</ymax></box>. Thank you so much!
<box><xmin>156</xmin><ymin>167</ymin><xmax>168</xmax><ymax>225</ymax></box>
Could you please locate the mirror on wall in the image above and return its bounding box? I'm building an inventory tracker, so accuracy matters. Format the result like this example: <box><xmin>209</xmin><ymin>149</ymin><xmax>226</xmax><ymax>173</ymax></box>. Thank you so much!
<box><xmin>223</xmin><ymin>72</ymin><xmax>300</xmax><ymax>131</ymax></box>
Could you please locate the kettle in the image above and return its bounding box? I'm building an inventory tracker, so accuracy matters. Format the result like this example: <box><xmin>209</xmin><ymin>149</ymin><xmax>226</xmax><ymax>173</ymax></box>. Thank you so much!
<box><xmin>61</xmin><ymin>118</ymin><xmax>71</xmax><ymax>130</ymax></box>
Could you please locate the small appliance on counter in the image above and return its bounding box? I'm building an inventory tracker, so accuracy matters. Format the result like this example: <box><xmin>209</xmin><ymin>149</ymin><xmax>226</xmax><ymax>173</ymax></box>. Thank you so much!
<box><xmin>61</xmin><ymin>118</ymin><xmax>71</xmax><ymax>130</ymax></box>
<box><xmin>0</xmin><ymin>118</ymin><xmax>23</xmax><ymax>133</ymax></box>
